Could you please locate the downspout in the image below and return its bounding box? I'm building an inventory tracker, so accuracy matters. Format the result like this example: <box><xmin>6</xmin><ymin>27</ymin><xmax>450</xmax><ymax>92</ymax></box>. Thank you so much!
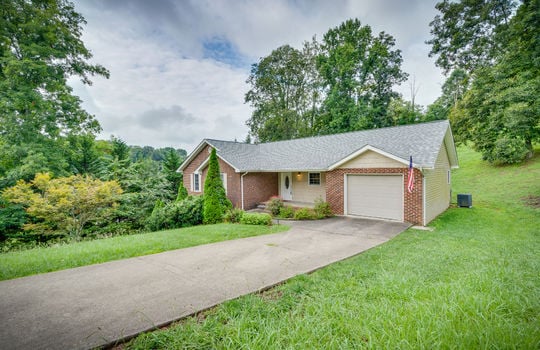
<box><xmin>241</xmin><ymin>172</ymin><xmax>249</xmax><ymax>210</ymax></box>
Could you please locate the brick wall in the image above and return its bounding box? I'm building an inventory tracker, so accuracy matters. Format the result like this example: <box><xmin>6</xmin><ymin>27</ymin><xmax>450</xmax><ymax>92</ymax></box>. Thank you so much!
<box><xmin>182</xmin><ymin>145</ymin><xmax>278</xmax><ymax>209</ymax></box>
<box><xmin>326</xmin><ymin>168</ymin><xmax>423</xmax><ymax>224</ymax></box>
<box><xmin>183</xmin><ymin>145</ymin><xmax>241</xmax><ymax>207</ymax></box>
<box><xmin>243</xmin><ymin>173</ymin><xmax>279</xmax><ymax>209</ymax></box>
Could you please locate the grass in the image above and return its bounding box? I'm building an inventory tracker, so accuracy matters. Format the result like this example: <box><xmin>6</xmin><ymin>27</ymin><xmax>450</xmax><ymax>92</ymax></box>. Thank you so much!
<box><xmin>0</xmin><ymin>224</ymin><xmax>288</xmax><ymax>281</ymax></box>
<box><xmin>127</xmin><ymin>146</ymin><xmax>540</xmax><ymax>349</ymax></box>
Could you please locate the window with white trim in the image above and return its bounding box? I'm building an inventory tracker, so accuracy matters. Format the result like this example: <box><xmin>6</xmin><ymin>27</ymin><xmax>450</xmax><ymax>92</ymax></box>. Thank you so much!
<box><xmin>220</xmin><ymin>173</ymin><xmax>227</xmax><ymax>194</ymax></box>
<box><xmin>308</xmin><ymin>172</ymin><xmax>321</xmax><ymax>186</ymax></box>
<box><xmin>193</xmin><ymin>173</ymin><xmax>201</xmax><ymax>192</ymax></box>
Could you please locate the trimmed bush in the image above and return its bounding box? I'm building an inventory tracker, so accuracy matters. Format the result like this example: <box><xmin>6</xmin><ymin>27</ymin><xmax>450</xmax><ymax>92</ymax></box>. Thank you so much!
<box><xmin>224</xmin><ymin>208</ymin><xmax>244</xmax><ymax>223</ymax></box>
<box><xmin>203</xmin><ymin>148</ymin><xmax>232</xmax><ymax>224</ymax></box>
<box><xmin>278</xmin><ymin>206</ymin><xmax>294</xmax><ymax>218</ymax></box>
<box><xmin>294</xmin><ymin>208</ymin><xmax>317</xmax><ymax>220</ymax></box>
<box><xmin>240</xmin><ymin>212</ymin><xmax>272</xmax><ymax>226</ymax></box>
<box><xmin>176</xmin><ymin>181</ymin><xmax>188</xmax><ymax>201</ymax></box>
<box><xmin>314</xmin><ymin>198</ymin><xmax>333</xmax><ymax>218</ymax></box>
<box><xmin>266</xmin><ymin>196</ymin><xmax>283</xmax><ymax>216</ymax></box>
<box><xmin>146</xmin><ymin>195</ymin><xmax>204</xmax><ymax>231</ymax></box>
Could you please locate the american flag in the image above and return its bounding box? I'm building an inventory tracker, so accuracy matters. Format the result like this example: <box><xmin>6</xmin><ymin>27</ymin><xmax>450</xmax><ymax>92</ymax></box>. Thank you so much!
<box><xmin>407</xmin><ymin>156</ymin><xmax>414</xmax><ymax>193</ymax></box>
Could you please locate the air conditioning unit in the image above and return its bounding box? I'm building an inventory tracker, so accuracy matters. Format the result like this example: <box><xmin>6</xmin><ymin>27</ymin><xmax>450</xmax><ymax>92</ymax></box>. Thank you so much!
<box><xmin>457</xmin><ymin>194</ymin><xmax>472</xmax><ymax>208</ymax></box>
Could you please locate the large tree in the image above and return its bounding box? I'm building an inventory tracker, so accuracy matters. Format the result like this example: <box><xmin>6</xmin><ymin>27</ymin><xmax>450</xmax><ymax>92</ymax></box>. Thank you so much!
<box><xmin>0</xmin><ymin>0</ymin><xmax>109</xmax><ymax>182</ymax></box>
<box><xmin>427</xmin><ymin>0</ymin><xmax>518</xmax><ymax>74</ymax></box>
<box><xmin>317</xmin><ymin>19</ymin><xmax>407</xmax><ymax>133</ymax></box>
<box><xmin>245</xmin><ymin>44</ymin><xmax>319</xmax><ymax>142</ymax></box>
<box><xmin>428</xmin><ymin>0</ymin><xmax>538</xmax><ymax>164</ymax></box>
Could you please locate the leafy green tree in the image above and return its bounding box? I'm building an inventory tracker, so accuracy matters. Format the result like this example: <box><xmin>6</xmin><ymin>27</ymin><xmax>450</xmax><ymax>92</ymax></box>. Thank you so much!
<box><xmin>2</xmin><ymin>173</ymin><xmax>122</xmax><ymax>239</ymax></box>
<box><xmin>115</xmin><ymin>160</ymin><xmax>170</xmax><ymax>229</ymax></box>
<box><xmin>425</xmin><ymin>69</ymin><xmax>469</xmax><ymax>122</ymax></box>
<box><xmin>0</xmin><ymin>197</ymin><xmax>27</xmax><ymax>240</ymax></box>
<box><xmin>429</xmin><ymin>0</ymin><xmax>538</xmax><ymax>163</ymax></box>
<box><xmin>427</xmin><ymin>0</ymin><xmax>518</xmax><ymax>74</ymax></box>
<box><xmin>176</xmin><ymin>180</ymin><xmax>188</xmax><ymax>202</ymax></box>
<box><xmin>203</xmin><ymin>149</ymin><xmax>231</xmax><ymax>224</ymax></box>
<box><xmin>162</xmin><ymin>149</ymin><xmax>183</xmax><ymax>199</ymax></box>
<box><xmin>387</xmin><ymin>97</ymin><xmax>423</xmax><ymax>126</ymax></box>
<box><xmin>66</xmin><ymin>134</ymin><xmax>103</xmax><ymax>175</ymax></box>
<box><xmin>245</xmin><ymin>44</ymin><xmax>317</xmax><ymax>142</ymax></box>
<box><xmin>0</xmin><ymin>0</ymin><xmax>109</xmax><ymax>153</ymax></box>
<box><xmin>316</xmin><ymin>19</ymin><xmax>407</xmax><ymax>133</ymax></box>
<box><xmin>111</xmin><ymin>136</ymin><xmax>130</xmax><ymax>162</ymax></box>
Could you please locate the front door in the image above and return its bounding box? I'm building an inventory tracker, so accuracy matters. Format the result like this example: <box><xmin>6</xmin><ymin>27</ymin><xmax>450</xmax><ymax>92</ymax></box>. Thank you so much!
<box><xmin>281</xmin><ymin>172</ymin><xmax>292</xmax><ymax>200</ymax></box>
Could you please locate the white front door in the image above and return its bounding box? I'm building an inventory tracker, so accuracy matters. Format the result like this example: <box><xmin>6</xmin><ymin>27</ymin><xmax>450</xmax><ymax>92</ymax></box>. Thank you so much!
<box><xmin>281</xmin><ymin>172</ymin><xmax>292</xmax><ymax>200</ymax></box>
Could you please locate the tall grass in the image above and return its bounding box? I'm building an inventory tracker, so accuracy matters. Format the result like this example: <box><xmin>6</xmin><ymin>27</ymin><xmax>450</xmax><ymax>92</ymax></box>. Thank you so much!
<box><xmin>0</xmin><ymin>224</ymin><xmax>288</xmax><ymax>281</ymax></box>
<box><xmin>127</xmin><ymin>146</ymin><xmax>540</xmax><ymax>349</ymax></box>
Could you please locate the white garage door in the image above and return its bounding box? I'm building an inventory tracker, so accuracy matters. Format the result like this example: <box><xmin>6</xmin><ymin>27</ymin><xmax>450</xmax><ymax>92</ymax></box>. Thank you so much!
<box><xmin>346</xmin><ymin>175</ymin><xmax>403</xmax><ymax>221</ymax></box>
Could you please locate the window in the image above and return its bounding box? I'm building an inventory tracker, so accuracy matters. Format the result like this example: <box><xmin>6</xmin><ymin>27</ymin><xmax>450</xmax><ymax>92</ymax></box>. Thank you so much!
<box><xmin>447</xmin><ymin>170</ymin><xmax>451</xmax><ymax>185</ymax></box>
<box><xmin>308</xmin><ymin>172</ymin><xmax>321</xmax><ymax>186</ymax></box>
<box><xmin>220</xmin><ymin>173</ymin><xmax>227</xmax><ymax>194</ymax></box>
<box><xmin>193</xmin><ymin>173</ymin><xmax>201</xmax><ymax>192</ymax></box>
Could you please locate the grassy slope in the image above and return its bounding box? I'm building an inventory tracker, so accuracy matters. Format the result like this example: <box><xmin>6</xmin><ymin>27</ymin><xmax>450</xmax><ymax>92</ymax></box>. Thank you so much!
<box><xmin>0</xmin><ymin>224</ymin><xmax>288</xmax><ymax>281</ymax></box>
<box><xmin>128</xmin><ymin>146</ymin><xmax>540</xmax><ymax>349</ymax></box>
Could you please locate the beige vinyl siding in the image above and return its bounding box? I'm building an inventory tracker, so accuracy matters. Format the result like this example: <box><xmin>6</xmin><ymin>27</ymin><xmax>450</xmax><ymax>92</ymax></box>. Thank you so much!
<box><xmin>424</xmin><ymin>142</ymin><xmax>452</xmax><ymax>223</ymax></box>
<box><xmin>339</xmin><ymin>150</ymin><xmax>405</xmax><ymax>169</ymax></box>
<box><xmin>291</xmin><ymin>172</ymin><xmax>326</xmax><ymax>202</ymax></box>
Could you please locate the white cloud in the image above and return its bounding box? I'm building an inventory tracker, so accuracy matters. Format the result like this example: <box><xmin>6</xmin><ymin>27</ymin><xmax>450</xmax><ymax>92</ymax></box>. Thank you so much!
<box><xmin>71</xmin><ymin>0</ymin><xmax>445</xmax><ymax>152</ymax></box>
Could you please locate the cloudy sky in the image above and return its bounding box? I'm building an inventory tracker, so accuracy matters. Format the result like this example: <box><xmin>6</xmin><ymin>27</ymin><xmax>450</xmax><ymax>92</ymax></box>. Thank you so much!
<box><xmin>70</xmin><ymin>0</ymin><xmax>445</xmax><ymax>152</ymax></box>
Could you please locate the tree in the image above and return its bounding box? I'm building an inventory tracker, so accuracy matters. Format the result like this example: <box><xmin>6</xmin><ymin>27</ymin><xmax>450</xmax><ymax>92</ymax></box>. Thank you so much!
<box><xmin>316</xmin><ymin>19</ymin><xmax>408</xmax><ymax>133</ymax></box>
<box><xmin>176</xmin><ymin>180</ymin><xmax>188</xmax><ymax>202</ymax></box>
<box><xmin>2</xmin><ymin>173</ymin><xmax>122</xmax><ymax>239</ymax></box>
<box><xmin>162</xmin><ymin>149</ymin><xmax>183</xmax><ymax>199</ymax></box>
<box><xmin>425</xmin><ymin>68</ymin><xmax>469</xmax><ymax>122</ymax></box>
<box><xmin>428</xmin><ymin>0</ymin><xmax>538</xmax><ymax>164</ymax></box>
<box><xmin>427</xmin><ymin>0</ymin><xmax>518</xmax><ymax>74</ymax></box>
<box><xmin>0</xmin><ymin>0</ymin><xmax>109</xmax><ymax>186</ymax></box>
<box><xmin>203</xmin><ymin>148</ymin><xmax>231</xmax><ymax>224</ymax></box>
<box><xmin>245</xmin><ymin>44</ymin><xmax>317</xmax><ymax>142</ymax></box>
<box><xmin>387</xmin><ymin>97</ymin><xmax>423</xmax><ymax>126</ymax></box>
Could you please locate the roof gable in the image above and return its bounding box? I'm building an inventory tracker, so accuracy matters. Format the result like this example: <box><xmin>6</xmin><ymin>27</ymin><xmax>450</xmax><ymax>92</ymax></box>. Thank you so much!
<box><xmin>179</xmin><ymin>120</ymin><xmax>458</xmax><ymax>173</ymax></box>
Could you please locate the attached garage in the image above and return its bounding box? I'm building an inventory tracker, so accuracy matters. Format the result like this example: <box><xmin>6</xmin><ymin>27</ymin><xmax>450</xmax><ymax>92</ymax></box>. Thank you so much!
<box><xmin>345</xmin><ymin>174</ymin><xmax>403</xmax><ymax>221</ymax></box>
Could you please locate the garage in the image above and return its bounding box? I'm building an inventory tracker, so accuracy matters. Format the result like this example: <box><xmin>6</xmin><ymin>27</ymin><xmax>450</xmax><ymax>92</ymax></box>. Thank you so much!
<box><xmin>346</xmin><ymin>175</ymin><xmax>403</xmax><ymax>221</ymax></box>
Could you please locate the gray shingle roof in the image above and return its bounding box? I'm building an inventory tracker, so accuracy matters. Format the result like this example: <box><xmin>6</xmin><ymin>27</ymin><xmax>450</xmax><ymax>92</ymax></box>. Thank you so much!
<box><xmin>181</xmin><ymin>120</ymin><xmax>457</xmax><ymax>172</ymax></box>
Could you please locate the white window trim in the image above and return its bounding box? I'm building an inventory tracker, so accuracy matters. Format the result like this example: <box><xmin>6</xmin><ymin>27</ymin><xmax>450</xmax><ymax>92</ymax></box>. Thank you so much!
<box><xmin>192</xmin><ymin>173</ymin><xmax>201</xmax><ymax>192</ymax></box>
<box><xmin>308</xmin><ymin>172</ymin><xmax>321</xmax><ymax>186</ymax></box>
<box><xmin>220</xmin><ymin>172</ymin><xmax>227</xmax><ymax>194</ymax></box>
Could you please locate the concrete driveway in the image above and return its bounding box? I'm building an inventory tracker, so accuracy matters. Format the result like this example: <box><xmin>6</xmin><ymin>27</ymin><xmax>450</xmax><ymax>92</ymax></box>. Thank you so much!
<box><xmin>0</xmin><ymin>217</ymin><xmax>409</xmax><ymax>350</ymax></box>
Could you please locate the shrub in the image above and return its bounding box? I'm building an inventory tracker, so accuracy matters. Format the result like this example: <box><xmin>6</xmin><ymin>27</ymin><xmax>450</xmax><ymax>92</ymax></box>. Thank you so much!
<box><xmin>266</xmin><ymin>196</ymin><xmax>284</xmax><ymax>216</ymax></box>
<box><xmin>294</xmin><ymin>208</ymin><xmax>317</xmax><ymax>220</ymax></box>
<box><xmin>489</xmin><ymin>137</ymin><xmax>529</xmax><ymax>165</ymax></box>
<box><xmin>224</xmin><ymin>208</ymin><xmax>244</xmax><ymax>223</ymax></box>
<box><xmin>146</xmin><ymin>195</ymin><xmax>204</xmax><ymax>232</ymax></box>
<box><xmin>278</xmin><ymin>206</ymin><xmax>294</xmax><ymax>218</ymax></box>
<box><xmin>203</xmin><ymin>148</ymin><xmax>232</xmax><ymax>224</ymax></box>
<box><xmin>314</xmin><ymin>198</ymin><xmax>333</xmax><ymax>218</ymax></box>
<box><xmin>176</xmin><ymin>181</ymin><xmax>188</xmax><ymax>201</ymax></box>
<box><xmin>240</xmin><ymin>212</ymin><xmax>272</xmax><ymax>226</ymax></box>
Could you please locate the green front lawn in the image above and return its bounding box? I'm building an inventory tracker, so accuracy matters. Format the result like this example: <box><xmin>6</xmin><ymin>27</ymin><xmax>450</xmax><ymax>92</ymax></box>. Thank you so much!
<box><xmin>0</xmin><ymin>224</ymin><xmax>288</xmax><ymax>281</ymax></box>
<box><xmin>127</xmin><ymin>146</ymin><xmax>540</xmax><ymax>349</ymax></box>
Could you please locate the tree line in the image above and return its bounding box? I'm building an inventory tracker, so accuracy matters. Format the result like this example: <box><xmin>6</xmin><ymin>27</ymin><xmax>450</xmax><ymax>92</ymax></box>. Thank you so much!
<box><xmin>1</xmin><ymin>0</ymin><xmax>537</xmax><ymax>248</ymax></box>
<box><xmin>245</xmin><ymin>0</ymin><xmax>539</xmax><ymax>164</ymax></box>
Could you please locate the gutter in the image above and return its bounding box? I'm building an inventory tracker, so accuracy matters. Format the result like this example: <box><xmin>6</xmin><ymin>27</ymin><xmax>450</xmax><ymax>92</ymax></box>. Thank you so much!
<box><xmin>240</xmin><ymin>172</ymin><xmax>249</xmax><ymax>210</ymax></box>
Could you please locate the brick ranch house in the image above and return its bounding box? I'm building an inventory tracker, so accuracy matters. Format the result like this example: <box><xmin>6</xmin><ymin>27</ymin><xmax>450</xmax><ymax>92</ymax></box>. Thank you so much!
<box><xmin>178</xmin><ymin>120</ymin><xmax>458</xmax><ymax>226</ymax></box>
